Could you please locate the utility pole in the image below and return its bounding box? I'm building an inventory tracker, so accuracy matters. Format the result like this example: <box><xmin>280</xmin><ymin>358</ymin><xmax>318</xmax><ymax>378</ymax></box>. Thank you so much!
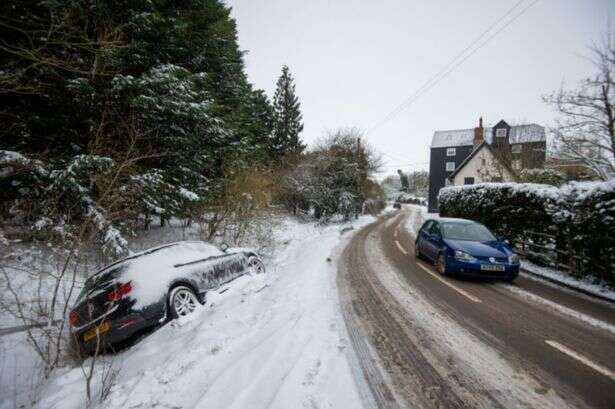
<box><xmin>356</xmin><ymin>137</ymin><xmax>361</xmax><ymax>219</ymax></box>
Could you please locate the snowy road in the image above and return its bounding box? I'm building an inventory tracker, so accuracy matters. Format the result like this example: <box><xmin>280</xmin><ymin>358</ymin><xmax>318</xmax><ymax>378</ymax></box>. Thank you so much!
<box><xmin>338</xmin><ymin>209</ymin><xmax>615</xmax><ymax>409</ymax></box>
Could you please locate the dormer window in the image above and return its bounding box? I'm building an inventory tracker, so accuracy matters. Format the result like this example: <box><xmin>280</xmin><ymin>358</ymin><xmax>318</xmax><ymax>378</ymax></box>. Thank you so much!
<box><xmin>495</xmin><ymin>128</ymin><xmax>507</xmax><ymax>138</ymax></box>
<box><xmin>446</xmin><ymin>148</ymin><xmax>456</xmax><ymax>156</ymax></box>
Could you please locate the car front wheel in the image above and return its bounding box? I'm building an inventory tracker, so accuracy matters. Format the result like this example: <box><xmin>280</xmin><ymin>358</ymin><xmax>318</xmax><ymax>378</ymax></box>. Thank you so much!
<box><xmin>415</xmin><ymin>242</ymin><xmax>422</xmax><ymax>259</ymax></box>
<box><xmin>169</xmin><ymin>286</ymin><xmax>200</xmax><ymax>319</ymax></box>
<box><xmin>248</xmin><ymin>256</ymin><xmax>265</xmax><ymax>275</ymax></box>
<box><xmin>437</xmin><ymin>254</ymin><xmax>448</xmax><ymax>276</ymax></box>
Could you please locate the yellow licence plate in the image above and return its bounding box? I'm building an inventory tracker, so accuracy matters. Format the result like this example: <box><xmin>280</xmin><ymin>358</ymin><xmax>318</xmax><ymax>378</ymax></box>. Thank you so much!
<box><xmin>83</xmin><ymin>321</ymin><xmax>111</xmax><ymax>342</ymax></box>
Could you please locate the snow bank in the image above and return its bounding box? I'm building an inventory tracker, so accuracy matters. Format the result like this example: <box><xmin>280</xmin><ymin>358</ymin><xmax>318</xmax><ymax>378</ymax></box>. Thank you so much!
<box><xmin>521</xmin><ymin>260</ymin><xmax>615</xmax><ymax>302</ymax></box>
<box><xmin>35</xmin><ymin>216</ymin><xmax>375</xmax><ymax>409</ymax></box>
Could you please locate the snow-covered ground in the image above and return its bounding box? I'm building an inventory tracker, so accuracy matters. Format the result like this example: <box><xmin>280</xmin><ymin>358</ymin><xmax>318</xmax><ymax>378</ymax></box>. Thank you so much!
<box><xmin>3</xmin><ymin>215</ymin><xmax>376</xmax><ymax>409</ymax></box>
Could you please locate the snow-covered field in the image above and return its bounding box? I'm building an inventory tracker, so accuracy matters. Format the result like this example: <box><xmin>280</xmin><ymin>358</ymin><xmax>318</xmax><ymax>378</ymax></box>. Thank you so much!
<box><xmin>2</xmin><ymin>215</ymin><xmax>376</xmax><ymax>409</ymax></box>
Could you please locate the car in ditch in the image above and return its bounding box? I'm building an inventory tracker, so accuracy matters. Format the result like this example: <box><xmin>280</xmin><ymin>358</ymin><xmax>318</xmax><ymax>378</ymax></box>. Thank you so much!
<box><xmin>414</xmin><ymin>218</ymin><xmax>519</xmax><ymax>281</ymax></box>
<box><xmin>69</xmin><ymin>241</ymin><xmax>265</xmax><ymax>355</ymax></box>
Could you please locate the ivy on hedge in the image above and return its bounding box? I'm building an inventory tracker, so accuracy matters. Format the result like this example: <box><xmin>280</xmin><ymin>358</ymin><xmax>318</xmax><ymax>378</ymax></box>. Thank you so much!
<box><xmin>438</xmin><ymin>181</ymin><xmax>615</xmax><ymax>285</ymax></box>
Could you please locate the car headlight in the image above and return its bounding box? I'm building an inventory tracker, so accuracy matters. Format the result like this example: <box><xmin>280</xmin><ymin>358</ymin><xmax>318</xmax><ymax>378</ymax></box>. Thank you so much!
<box><xmin>509</xmin><ymin>254</ymin><xmax>520</xmax><ymax>264</ymax></box>
<box><xmin>454</xmin><ymin>250</ymin><xmax>477</xmax><ymax>262</ymax></box>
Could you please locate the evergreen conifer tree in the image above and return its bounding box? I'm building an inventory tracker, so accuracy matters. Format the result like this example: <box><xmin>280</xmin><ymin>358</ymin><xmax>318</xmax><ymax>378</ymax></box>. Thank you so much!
<box><xmin>272</xmin><ymin>65</ymin><xmax>305</xmax><ymax>157</ymax></box>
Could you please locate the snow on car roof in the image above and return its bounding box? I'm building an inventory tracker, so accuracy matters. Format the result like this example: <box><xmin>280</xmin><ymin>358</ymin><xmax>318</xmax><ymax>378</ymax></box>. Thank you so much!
<box><xmin>427</xmin><ymin>217</ymin><xmax>476</xmax><ymax>224</ymax></box>
<box><xmin>102</xmin><ymin>241</ymin><xmax>225</xmax><ymax>309</ymax></box>
<box><xmin>438</xmin><ymin>218</ymin><xmax>475</xmax><ymax>224</ymax></box>
<box><xmin>94</xmin><ymin>241</ymin><xmax>221</xmax><ymax>276</ymax></box>
<box><xmin>431</xmin><ymin>124</ymin><xmax>545</xmax><ymax>148</ymax></box>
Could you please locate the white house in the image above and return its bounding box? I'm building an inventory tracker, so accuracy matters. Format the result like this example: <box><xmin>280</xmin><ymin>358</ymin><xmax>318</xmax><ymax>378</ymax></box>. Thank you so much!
<box><xmin>448</xmin><ymin>141</ymin><xmax>516</xmax><ymax>186</ymax></box>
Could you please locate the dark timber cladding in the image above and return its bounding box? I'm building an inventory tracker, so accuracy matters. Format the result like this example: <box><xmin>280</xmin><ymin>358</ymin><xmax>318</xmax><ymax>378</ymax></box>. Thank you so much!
<box><xmin>428</xmin><ymin>145</ymin><xmax>473</xmax><ymax>212</ymax></box>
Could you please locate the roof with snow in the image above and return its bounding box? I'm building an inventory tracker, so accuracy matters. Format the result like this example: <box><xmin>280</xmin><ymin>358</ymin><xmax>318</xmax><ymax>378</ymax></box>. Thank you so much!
<box><xmin>431</xmin><ymin>123</ymin><xmax>545</xmax><ymax>148</ymax></box>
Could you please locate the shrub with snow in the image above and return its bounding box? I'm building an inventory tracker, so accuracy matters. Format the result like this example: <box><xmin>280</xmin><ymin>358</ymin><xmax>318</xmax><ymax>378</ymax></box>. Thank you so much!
<box><xmin>518</xmin><ymin>168</ymin><xmax>566</xmax><ymax>186</ymax></box>
<box><xmin>395</xmin><ymin>193</ymin><xmax>427</xmax><ymax>206</ymax></box>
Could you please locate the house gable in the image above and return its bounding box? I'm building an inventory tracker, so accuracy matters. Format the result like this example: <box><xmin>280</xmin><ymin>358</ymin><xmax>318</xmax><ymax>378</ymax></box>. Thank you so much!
<box><xmin>449</xmin><ymin>142</ymin><xmax>515</xmax><ymax>185</ymax></box>
<box><xmin>492</xmin><ymin>120</ymin><xmax>511</xmax><ymax>145</ymax></box>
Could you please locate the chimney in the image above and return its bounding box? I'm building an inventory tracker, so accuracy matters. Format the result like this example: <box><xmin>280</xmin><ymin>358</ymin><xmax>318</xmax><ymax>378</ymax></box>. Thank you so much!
<box><xmin>473</xmin><ymin>116</ymin><xmax>484</xmax><ymax>148</ymax></box>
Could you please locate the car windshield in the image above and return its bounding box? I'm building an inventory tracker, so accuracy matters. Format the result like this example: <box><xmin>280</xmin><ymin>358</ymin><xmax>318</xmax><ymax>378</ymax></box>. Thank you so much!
<box><xmin>441</xmin><ymin>222</ymin><xmax>496</xmax><ymax>241</ymax></box>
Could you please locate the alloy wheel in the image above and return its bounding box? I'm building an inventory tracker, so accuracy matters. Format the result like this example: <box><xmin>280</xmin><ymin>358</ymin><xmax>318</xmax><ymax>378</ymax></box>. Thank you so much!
<box><xmin>248</xmin><ymin>257</ymin><xmax>265</xmax><ymax>275</ymax></box>
<box><xmin>171</xmin><ymin>287</ymin><xmax>198</xmax><ymax>317</ymax></box>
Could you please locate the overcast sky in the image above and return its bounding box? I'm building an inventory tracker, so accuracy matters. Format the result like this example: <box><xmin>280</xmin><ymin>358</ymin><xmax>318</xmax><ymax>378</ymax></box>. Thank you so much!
<box><xmin>226</xmin><ymin>0</ymin><xmax>614</xmax><ymax>176</ymax></box>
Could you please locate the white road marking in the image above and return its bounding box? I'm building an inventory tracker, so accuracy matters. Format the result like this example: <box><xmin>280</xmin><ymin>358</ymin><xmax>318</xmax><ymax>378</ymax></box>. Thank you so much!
<box><xmin>503</xmin><ymin>286</ymin><xmax>615</xmax><ymax>335</ymax></box>
<box><xmin>394</xmin><ymin>229</ymin><xmax>399</xmax><ymax>238</ymax></box>
<box><xmin>545</xmin><ymin>340</ymin><xmax>615</xmax><ymax>381</ymax></box>
<box><xmin>394</xmin><ymin>240</ymin><xmax>407</xmax><ymax>255</ymax></box>
<box><xmin>416</xmin><ymin>262</ymin><xmax>482</xmax><ymax>303</ymax></box>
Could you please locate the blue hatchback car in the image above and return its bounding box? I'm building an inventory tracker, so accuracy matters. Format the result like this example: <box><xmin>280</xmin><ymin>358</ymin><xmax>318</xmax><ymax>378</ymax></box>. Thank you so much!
<box><xmin>415</xmin><ymin>218</ymin><xmax>519</xmax><ymax>281</ymax></box>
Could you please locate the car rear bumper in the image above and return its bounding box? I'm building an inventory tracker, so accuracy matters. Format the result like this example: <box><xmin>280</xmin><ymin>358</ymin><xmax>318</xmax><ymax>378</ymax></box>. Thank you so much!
<box><xmin>71</xmin><ymin>312</ymin><xmax>155</xmax><ymax>355</ymax></box>
<box><xmin>447</xmin><ymin>259</ymin><xmax>519</xmax><ymax>280</ymax></box>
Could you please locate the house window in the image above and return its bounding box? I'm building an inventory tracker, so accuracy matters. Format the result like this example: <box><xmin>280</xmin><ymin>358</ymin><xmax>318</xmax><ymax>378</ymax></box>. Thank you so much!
<box><xmin>446</xmin><ymin>147</ymin><xmax>456</xmax><ymax>156</ymax></box>
<box><xmin>445</xmin><ymin>162</ymin><xmax>455</xmax><ymax>172</ymax></box>
<box><xmin>464</xmin><ymin>177</ymin><xmax>475</xmax><ymax>185</ymax></box>
<box><xmin>495</xmin><ymin>128</ymin><xmax>507</xmax><ymax>138</ymax></box>
<box><xmin>512</xmin><ymin>144</ymin><xmax>522</xmax><ymax>154</ymax></box>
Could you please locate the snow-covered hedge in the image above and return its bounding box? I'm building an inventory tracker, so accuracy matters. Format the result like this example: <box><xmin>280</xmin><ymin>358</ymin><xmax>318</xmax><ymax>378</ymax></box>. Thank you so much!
<box><xmin>396</xmin><ymin>193</ymin><xmax>427</xmax><ymax>206</ymax></box>
<box><xmin>439</xmin><ymin>181</ymin><xmax>615</xmax><ymax>284</ymax></box>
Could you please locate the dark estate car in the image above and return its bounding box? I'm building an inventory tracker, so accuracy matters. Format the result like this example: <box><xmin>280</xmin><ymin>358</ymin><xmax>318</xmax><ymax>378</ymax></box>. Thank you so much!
<box><xmin>415</xmin><ymin>218</ymin><xmax>519</xmax><ymax>281</ymax></box>
<box><xmin>69</xmin><ymin>241</ymin><xmax>265</xmax><ymax>354</ymax></box>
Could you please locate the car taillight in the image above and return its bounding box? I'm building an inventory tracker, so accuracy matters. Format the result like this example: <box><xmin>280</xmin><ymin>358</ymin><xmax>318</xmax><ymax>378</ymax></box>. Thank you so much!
<box><xmin>69</xmin><ymin>310</ymin><xmax>79</xmax><ymax>325</ymax></box>
<box><xmin>106</xmin><ymin>281</ymin><xmax>132</xmax><ymax>302</ymax></box>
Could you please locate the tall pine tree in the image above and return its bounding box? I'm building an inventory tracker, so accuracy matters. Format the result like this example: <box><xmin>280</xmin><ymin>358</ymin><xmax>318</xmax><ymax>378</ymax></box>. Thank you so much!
<box><xmin>271</xmin><ymin>65</ymin><xmax>305</xmax><ymax>158</ymax></box>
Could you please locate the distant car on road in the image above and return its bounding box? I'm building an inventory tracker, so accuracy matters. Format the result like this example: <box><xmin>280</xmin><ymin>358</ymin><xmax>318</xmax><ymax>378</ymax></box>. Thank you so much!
<box><xmin>415</xmin><ymin>218</ymin><xmax>519</xmax><ymax>281</ymax></box>
<box><xmin>69</xmin><ymin>241</ymin><xmax>265</xmax><ymax>355</ymax></box>
<box><xmin>393</xmin><ymin>202</ymin><xmax>402</xmax><ymax>209</ymax></box>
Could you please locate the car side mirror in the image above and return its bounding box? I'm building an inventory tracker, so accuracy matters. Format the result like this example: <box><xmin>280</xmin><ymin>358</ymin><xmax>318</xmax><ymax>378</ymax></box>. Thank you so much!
<box><xmin>220</xmin><ymin>243</ymin><xmax>229</xmax><ymax>252</ymax></box>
